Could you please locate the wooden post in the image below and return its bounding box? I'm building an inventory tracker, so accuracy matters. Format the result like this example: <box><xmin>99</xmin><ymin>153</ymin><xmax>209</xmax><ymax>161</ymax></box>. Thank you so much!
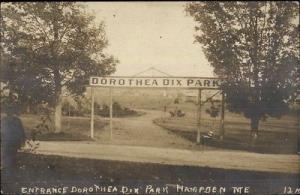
<box><xmin>219</xmin><ymin>91</ymin><xmax>225</xmax><ymax>140</ymax></box>
<box><xmin>90</xmin><ymin>87</ymin><xmax>94</xmax><ymax>139</ymax></box>
<box><xmin>67</xmin><ymin>101</ymin><xmax>70</xmax><ymax>129</ymax></box>
<box><xmin>109</xmin><ymin>88</ymin><xmax>113</xmax><ymax>140</ymax></box>
<box><xmin>197</xmin><ymin>89</ymin><xmax>202</xmax><ymax>143</ymax></box>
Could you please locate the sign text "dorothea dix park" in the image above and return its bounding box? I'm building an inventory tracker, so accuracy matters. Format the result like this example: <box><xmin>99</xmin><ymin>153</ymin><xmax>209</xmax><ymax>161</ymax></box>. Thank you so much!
<box><xmin>90</xmin><ymin>77</ymin><xmax>222</xmax><ymax>89</ymax></box>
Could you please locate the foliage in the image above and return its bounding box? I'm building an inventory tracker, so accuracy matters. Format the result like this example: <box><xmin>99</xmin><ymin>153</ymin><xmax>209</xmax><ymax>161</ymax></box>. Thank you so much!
<box><xmin>0</xmin><ymin>91</ymin><xmax>20</xmax><ymax>114</ymax></box>
<box><xmin>74</xmin><ymin>96</ymin><xmax>91</xmax><ymax>116</ymax></box>
<box><xmin>205</xmin><ymin>105</ymin><xmax>220</xmax><ymax>118</ymax></box>
<box><xmin>186</xmin><ymin>2</ymin><xmax>299</xmax><ymax>131</ymax></box>
<box><xmin>95</xmin><ymin>101</ymin><xmax>139</xmax><ymax>117</ymax></box>
<box><xmin>61</xmin><ymin>97</ymin><xmax>91</xmax><ymax>116</ymax></box>
<box><xmin>62</xmin><ymin>101</ymin><xmax>81</xmax><ymax>116</ymax></box>
<box><xmin>1</xmin><ymin>2</ymin><xmax>117</xmax><ymax>110</ymax></box>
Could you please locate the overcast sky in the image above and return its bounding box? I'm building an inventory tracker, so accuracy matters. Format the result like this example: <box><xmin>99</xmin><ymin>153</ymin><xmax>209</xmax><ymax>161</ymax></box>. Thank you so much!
<box><xmin>86</xmin><ymin>2</ymin><xmax>214</xmax><ymax>77</ymax></box>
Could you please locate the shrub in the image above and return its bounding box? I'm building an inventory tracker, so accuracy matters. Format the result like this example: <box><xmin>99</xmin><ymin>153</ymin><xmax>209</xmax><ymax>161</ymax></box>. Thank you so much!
<box><xmin>95</xmin><ymin>101</ymin><xmax>138</xmax><ymax>117</ymax></box>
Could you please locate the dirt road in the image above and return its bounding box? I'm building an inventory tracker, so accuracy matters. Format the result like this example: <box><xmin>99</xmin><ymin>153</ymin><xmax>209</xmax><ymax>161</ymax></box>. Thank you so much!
<box><xmin>93</xmin><ymin>109</ymin><xmax>202</xmax><ymax>150</ymax></box>
<box><xmin>34</xmin><ymin>141</ymin><xmax>300</xmax><ymax>174</ymax></box>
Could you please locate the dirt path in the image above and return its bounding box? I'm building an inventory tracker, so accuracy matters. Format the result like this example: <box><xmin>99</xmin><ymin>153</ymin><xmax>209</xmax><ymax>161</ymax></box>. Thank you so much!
<box><xmin>93</xmin><ymin>109</ymin><xmax>203</xmax><ymax>150</ymax></box>
<box><xmin>34</xmin><ymin>141</ymin><xmax>300</xmax><ymax>174</ymax></box>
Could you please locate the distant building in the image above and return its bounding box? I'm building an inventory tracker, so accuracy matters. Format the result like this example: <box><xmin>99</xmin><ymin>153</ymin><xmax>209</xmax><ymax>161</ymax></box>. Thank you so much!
<box><xmin>183</xmin><ymin>90</ymin><xmax>197</xmax><ymax>103</ymax></box>
<box><xmin>182</xmin><ymin>90</ymin><xmax>222</xmax><ymax>103</ymax></box>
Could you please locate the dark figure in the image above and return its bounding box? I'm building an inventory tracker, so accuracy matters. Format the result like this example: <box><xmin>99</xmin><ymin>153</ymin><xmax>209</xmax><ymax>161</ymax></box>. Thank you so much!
<box><xmin>169</xmin><ymin>111</ymin><xmax>175</xmax><ymax>117</ymax></box>
<box><xmin>176</xmin><ymin>110</ymin><xmax>185</xmax><ymax>117</ymax></box>
<box><xmin>174</xmin><ymin>98</ymin><xmax>179</xmax><ymax>104</ymax></box>
<box><xmin>1</xmin><ymin>110</ymin><xmax>25</xmax><ymax>181</ymax></box>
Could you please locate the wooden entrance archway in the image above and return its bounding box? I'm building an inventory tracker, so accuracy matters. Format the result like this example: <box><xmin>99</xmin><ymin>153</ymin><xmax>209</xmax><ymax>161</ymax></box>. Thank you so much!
<box><xmin>88</xmin><ymin>73</ymin><xmax>225</xmax><ymax>144</ymax></box>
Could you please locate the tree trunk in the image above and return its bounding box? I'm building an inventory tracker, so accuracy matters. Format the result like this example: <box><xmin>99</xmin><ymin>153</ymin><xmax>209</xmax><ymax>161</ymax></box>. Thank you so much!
<box><xmin>26</xmin><ymin>104</ymin><xmax>31</xmax><ymax>114</ymax></box>
<box><xmin>54</xmin><ymin>94</ymin><xmax>62</xmax><ymax>133</ymax></box>
<box><xmin>52</xmin><ymin>10</ymin><xmax>61</xmax><ymax>133</ymax></box>
<box><xmin>250</xmin><ymin>116</ymin><xmax>259</xmax><ymax>145</ymax></box>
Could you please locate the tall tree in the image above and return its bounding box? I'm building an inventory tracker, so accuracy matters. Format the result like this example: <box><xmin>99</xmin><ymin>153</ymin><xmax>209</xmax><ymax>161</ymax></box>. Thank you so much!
<box><xmin>186</xmin><ymin>2</ymin><xmax>299</xmax><ymax>138</ymax></box>
<box><xmin>1</xmin><ymin>2</ymin><xmax>117</xmax><ymax>132</ymax></box>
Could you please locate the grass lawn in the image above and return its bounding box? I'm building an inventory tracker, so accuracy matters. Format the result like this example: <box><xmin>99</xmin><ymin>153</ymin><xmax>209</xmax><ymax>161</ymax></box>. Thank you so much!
<box><xmin>154</xmin><ymin>114</ymin><xmax>299</xmax><ymax>154</ymax></box>
<box><xmin>21</xmin><ymin>115</ymin><xmax>108</xmax><ymax>141</ymax></box>
<box><xmin>1</xmin><ymin>152</ymin><xmax>299</xmax><ymax>194</ymax></box>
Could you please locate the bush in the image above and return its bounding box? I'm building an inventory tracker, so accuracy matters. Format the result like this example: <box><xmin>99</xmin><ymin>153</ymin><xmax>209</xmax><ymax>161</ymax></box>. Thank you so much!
<box><xmin>62</xmin><ymin>101</ymin><xmax>83</xmax><ymax>116</ymax></box>
<box><xmin>61</xmin><ymin>97</ymin><xmax>92</xmax><ymax>117</ymax></box>
<box><xmin>95</xmin><ymin>101</ymin><xmax>138</xmax><ymax>117</ymax></box>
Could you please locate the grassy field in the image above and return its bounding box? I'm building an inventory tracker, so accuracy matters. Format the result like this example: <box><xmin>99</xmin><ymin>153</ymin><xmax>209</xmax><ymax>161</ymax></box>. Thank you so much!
<box><xmin>154</xmin><ymin>112</ymin><xmax>299</xmax><ymax>153</ymax></box>
<box><xmin>16</xmin><ymin>87</ymin><xmax>300</xmax><ymax>153</ymax></box>
<box><xmin>1</xmin><ymin>153</ymin><xmax>299</xmax><ymax>195</ymax></box>
<box><xmin>21</xmin><ymin>115</ymin><xmax>107</xmax><ymax>141</ymax></box>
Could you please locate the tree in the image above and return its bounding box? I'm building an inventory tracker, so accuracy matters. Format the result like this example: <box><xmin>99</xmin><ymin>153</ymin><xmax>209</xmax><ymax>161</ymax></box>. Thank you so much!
<box><xmin>186</xmin><ymin>2</ymin><xmax>299</xmax><ymax>138</ymax></box>
<box><xmin>1</xmin><ymin>2</ymin><xmax>118</xmax><ymax>132</ymax></box>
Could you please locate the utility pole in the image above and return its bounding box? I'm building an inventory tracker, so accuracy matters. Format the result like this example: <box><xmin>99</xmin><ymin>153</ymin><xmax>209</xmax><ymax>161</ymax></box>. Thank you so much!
<box><xmin>109</xmin><ymin>88</ymin><xmax>113</xmax><ymax>140</ymax></box>
<box><xmin>197</xmin><ymin>89</ymin><xmax>202</xmax><ymax>143</ymax></box>
<box><xmin>219</xmin><ymin>91</ymin><xmax>225</xmax><ymax>140</ymax></box>
<box><xmin>90</xmin><ymin>87</ymin><xmax>95</xmax><ymax>139</ymax></box>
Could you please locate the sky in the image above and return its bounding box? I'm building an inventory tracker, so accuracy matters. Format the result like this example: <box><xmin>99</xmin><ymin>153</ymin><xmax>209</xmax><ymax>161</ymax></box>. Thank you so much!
<box><xmin>86</xmin><ymin>2</ymin><xmax>214</xmax><ymax>77</ymax></box>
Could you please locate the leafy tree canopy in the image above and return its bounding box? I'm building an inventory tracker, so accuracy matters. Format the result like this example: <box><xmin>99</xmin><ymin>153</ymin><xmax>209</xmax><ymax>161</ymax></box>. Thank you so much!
<box><xmin>186</xmin><ymin>2</ymin><xmax>299</xmax><ymax>123</ymax></box>
<box><xmin>1</xmin><ymin>2</ymin><xmax>118</xmax><ymax>108</ymax></box>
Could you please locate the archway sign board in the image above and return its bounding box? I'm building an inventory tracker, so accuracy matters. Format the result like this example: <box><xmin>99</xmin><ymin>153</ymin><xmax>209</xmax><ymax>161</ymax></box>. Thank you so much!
<box><xmin>90</xmin><ymin>76</ymin><xmax>222</xmax><ymax>89</ymax></box>
<box><xmin>89</xmin><ymin>76</ymin><xmax>225</xmax><ymax>144</ymax></box>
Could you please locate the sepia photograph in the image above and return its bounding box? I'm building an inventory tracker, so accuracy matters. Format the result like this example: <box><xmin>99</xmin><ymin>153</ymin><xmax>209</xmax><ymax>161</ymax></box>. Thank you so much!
<box><xmin>0</xmin><ymin>2</ymin><xmax>299</xmax><ymax>195</ymax></box>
